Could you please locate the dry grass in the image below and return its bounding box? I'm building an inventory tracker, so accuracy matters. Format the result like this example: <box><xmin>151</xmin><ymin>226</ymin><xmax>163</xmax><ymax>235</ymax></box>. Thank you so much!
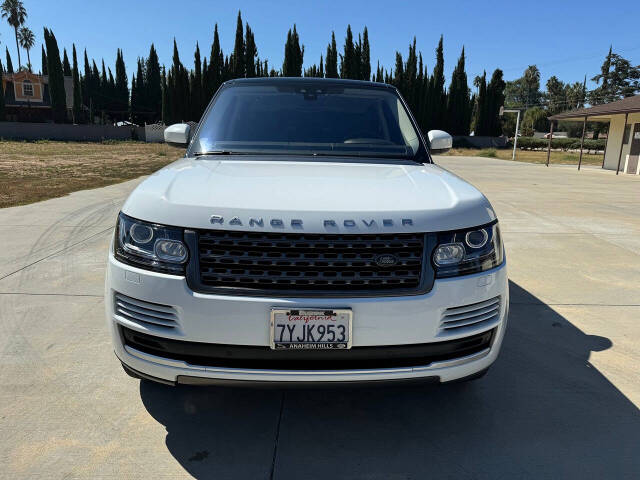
<box><xmin>0</xmin><ymin>140</ymin><xmax>184</xmax><ymax>208</ymax></box>
<box><xmin>444</xmin><ymin>147</ymin><xmax>604</xmax><ymax>166</ymax></box>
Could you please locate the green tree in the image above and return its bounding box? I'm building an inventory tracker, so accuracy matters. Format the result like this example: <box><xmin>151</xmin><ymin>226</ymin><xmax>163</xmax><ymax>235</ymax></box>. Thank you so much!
<box><xmin>145</xmin><ymin>44</ymin><xmax>162</xmax><ymax>121</ymax></box>
<box><xmin>427</xmin><ymin>35</ymin><xmax>446</xmax><ymax>130</ymax></box>
<box><xmin>504</xmin><ymin>65</ymin><xmax>542</xmax><ymax>108</ymax></box>
<box><xmin>340</xmin><ymin>25</ymin><xmax>356</xmax><ymax>79</ymax></box>
<box><xmin>71</xmin><ymin>44</ymin><xmax>82</xmax><ymax>123</ymax></box>
<box><xmin>17</xmin><ymin>25</ymin><xmax>34</xmax><ymax>71</ymax></box>
<box><xmin>325</xmin><ymin>32</ymin><xmax>338</xmax><ymax>78</ymax></box>
<box><xmin>161</xmin><ymin>65</ymin><xmax>168</xmax><ymax>124</ymax></box>
<box><xmin>206</xmin><ymin>24</ymin><xmax>222</xmax><ymax>98</ymax></box>
<box><xmin>62</xmin><ymin>48</ymin><xmax>71</xmax><ymax>76</ymax></box>
<box><xmin>565</xmin><ymin>76</ymin><xmax>586</xmax><ymax>110</ymax></box>
<box><xmin>5</xmin><ymin>47</ymin><xmax>13</xmax><ymax>73</ymax></box>
<box><xmin>191</xmin><ymin>42</ymin><xmax>204</xmax><ymax>119</ymax></box>
<box><xmin>282</xmin><ymin>24</ymin><xmax>303</xmax><ymax>77</ymax></box>
<box><xmin>485</xmin><ymin>69</ymin><xmax>506</xmax><ymax>136</ymax></box>
<box><xmin>114</xmin><ymin>48</ymin><xmax>128</xmax><ymax>120</ymax></box>
<box><xmin>244</xmin><ymin>24</ymin><xmax>257</xmax><ymax>78</ymax></box>
<box><xmin>473</xmin><ymin>71</ymin><xmax>488</xmax><ymax>135</ymax></box>
<box><xmin>43</xmin><ymin>28</ymin><xmax>67</xmax><ymax>122</ymax></box>
<box><xmin>590</xmin><ymin>48</ymin><xmax>640</xmax><ymax>103</ymax></box>
<box><xmin>40</xmin><ymin>45</ymin><xmax>47</xmax><ymax>74</ymax></box>
<box><xmin>232</xmin><ymin>11</ymin><xmax>245</xmax><ymax>78</ymax></box>
<box><xmin>361</xmin><ymin>27</ymin><xmax>370</xmax><ymax>81</ymax></box>
<box><xmin>1</xmin><ymin>0</ymin><xmax>27</xmax><ymax>69</ymax></box>
<box><xmin>521</xmin><ymin>106</ymin><xmax>548</xmax><ymax>136</ymax></box>
<box><xmin>446</xmin><ymin>47</ymin><xmax>471</xmax><ymax>135</ymax></box>
<box><xmin>545</xmin><ymin>75</ymin><xmax>566</xmax><ymax>115</ymax></box>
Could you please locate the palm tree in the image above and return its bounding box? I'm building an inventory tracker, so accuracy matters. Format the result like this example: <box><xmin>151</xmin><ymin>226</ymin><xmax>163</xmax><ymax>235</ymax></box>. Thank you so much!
<box><xmin>18</xmin><ymin>25</ymin><xmax>34</xmax><ymax>71</ymax></box>
<box><xmin>1</xmin><ymin>0</ymin><xmax>27</xmax><ymax>69</ymax></box>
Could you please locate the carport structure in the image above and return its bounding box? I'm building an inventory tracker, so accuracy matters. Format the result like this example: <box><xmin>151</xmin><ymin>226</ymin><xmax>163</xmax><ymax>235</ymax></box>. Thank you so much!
<box><xmin>547</xmin><ymin>94</ymin><xmax>640</xmax><ymax>174</ymax></box>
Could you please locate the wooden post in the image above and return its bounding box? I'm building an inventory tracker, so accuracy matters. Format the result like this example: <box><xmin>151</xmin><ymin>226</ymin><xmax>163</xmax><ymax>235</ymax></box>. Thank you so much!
<box><xmin>546</xmin><ymin>122</ymin><xmax>554</xmax><ymax>167</ymax></box>
<box><xmin>578</xmin><ymin>116</ymin><xmax>587</xmax><ymax>171</ymax></box>
<box><xmin>616</xmin><ymin>113</ymin><xmax>628</xmax><ymax>175</ymax></box>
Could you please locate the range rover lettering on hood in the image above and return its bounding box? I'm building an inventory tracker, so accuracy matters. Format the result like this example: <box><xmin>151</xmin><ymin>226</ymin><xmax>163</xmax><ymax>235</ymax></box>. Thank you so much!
<box><xmin>209</xmin><ymin>215</ymin><xmax>414</xmax><ymax>228</ymax></box>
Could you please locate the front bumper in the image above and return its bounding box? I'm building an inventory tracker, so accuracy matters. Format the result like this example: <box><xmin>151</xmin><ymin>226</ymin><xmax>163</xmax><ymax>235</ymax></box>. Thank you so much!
<box><xmin>106</xmin><ymin>251</ymin><xmax>508</xmax><ymax>385</ymax></box>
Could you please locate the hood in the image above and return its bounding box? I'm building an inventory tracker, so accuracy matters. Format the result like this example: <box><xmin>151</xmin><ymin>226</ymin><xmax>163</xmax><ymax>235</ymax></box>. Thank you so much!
<box><xmin>121</xmin><ymin>156</ymin><xmax>496</xmax><ymax>233</ymax></box>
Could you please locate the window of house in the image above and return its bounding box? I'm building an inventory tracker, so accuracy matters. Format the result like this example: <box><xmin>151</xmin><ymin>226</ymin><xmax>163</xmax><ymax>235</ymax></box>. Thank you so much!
<box><xmin>623</xmin><ymin>124</ymin><xmax>631</xmax><ymax>144</ymax></box>
<box><xmin>23</xmin><ymin>81</ymin><xmax>34</xmax><ymax>97</ymax></box>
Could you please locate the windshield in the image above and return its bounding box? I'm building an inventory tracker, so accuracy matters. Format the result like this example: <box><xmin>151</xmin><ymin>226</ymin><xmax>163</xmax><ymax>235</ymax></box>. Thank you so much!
<box><xmin>189</xmin><ymin>83</ymin><xmax>423</xmax><ymax>159</ymax></box>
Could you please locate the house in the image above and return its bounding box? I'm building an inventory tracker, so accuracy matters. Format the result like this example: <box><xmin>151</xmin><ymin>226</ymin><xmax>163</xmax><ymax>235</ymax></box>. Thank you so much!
<box><xmin>1</xmin><ymin>71</ymin><xmax>76</xmax><ymax>122</ymax></box>
<box><xmin>549</xmin><ymin>95</ymin><xmax>640</xmax><ymax>174</ymax></box>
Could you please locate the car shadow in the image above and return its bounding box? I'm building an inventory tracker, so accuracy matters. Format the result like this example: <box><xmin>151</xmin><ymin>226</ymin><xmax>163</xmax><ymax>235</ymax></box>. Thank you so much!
<box><xmin>139</xmin><ymin>281</ymin><xmax>640</xmax><ymax>479</ymax></box>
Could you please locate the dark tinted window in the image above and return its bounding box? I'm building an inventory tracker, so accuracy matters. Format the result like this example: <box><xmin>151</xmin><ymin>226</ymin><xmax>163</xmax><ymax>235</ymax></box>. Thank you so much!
<box><xmin>191</xmin><ymin>84</ymin><xmax>421</xmax><ymax>158</ymax></box>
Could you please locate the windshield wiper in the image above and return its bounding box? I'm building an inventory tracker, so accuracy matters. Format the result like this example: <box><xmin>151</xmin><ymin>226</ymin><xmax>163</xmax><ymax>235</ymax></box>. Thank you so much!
<box><xmin>193</xmin><ymin>150</ymin><xmax>252</xmax><ymax>156</ymax></box>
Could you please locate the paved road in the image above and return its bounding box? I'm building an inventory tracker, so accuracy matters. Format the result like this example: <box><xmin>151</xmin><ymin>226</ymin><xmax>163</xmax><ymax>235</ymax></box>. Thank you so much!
<box><xmin>1</xmin><ymin>157</ymin><xmax>639</xmax><ymax>479</ymax></box>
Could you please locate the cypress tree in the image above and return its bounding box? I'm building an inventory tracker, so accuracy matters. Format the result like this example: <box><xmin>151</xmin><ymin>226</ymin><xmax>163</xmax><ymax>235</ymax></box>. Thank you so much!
<box><xmin>485</xmin><ymin>69</ymin><xmax>505</xmax><ymax>136</ymax></box>
<box><xmin>5</xmin><ymin>48</ymin><xmax>13</xmax><ymax>73</ymax></box>
<box><xmin>232</xmin><ymin>11</ymin><xmax>245</xmax><ymax>78</ymax></box>
<box><xmin>319</xmin><ymin>54</ymin><xmax>324</xmax><ymax>78</ymax></box>
<box><xmin>100</xmin><ymin>59</ymin><xmax>108</xmax><ymax>116</ymax></box>
<box><xmin>114</xmin><ymin>48</ymin><xmax>129</xmax><ymax>121</ymax></box>
<box><xmin>341</xmin><ymin>25</ymin><xmax>356</xmax><ymax>79</ymax></box>
<box><xmin>0</xmin><ymin>59</ymin><xmax>5</xmax><ymax>121</ymax></box>
<box><xmin>41</xmin><ymin>45</ymin><xmax>47</xmax><ymax>75</ymax></box>
<box><xmin>71</xmin><ymin>44</ymin><xmax>82</xmax><ymax>123</ymax></box>
<box><xmin>361</xmin><ymin>27</ymin><xmax>371</xmax><ymax>81</ymax></box>
<box><xmin>208</xmin><ymin>24</ymin><xmax>222</xmax><ymax>97</ymax></box>
<box><xmin>474</xmin><ymin>71</ymin><xmax>488</xmax><ymax>135</ymax></box>
<box><xmin>146</xmin><ymin>44</ymin><xmax>162</xmax><ymax>122</ymax></box>
<box><xmin>446</xmin><ymin>47</ymin><xmax>471</xmax><ymax>135</ymax></box>
<box><xmin>132</xmin><ymin>58</ymin><xmax>145</xmax><ymax>122</ymax></box>
<box><xmin>91</xmin><ymin>60</ymin><xmax>100</xmax><ymax>116</ymax></box>
<box><xmin>62</xmin><ymin>48</ymin><xmax>71</xmax><ymax>76</ymax></box>
<box><xmin>282</xmin><ymin>25</ymin><xmax>303</xmax><ymax>77</ymax></box>
<box><xmin>161</xmin><ymin>66</ymin><xmax>168</xmax><ymax>124</ymax></box>
<box><xmin>82</xmin><ymin>49</ymin><xmax>90</xmax><ymax>108</ymax></box>
<box><xmin>244</xmin><ymin>24</ymin><xmax>257</xmax><ymax>78</ymax></box>
<box><xmin>191</xmin><ymin>42</ymin><xmax>203</xmax><ymax>119</ymax></box>
<box><xmin>44</xmin><ymin>28</ymin><xmax>67</xmax><ymax>123</ymax></box>
<box><xmin>428</xmin><ymin>35</ymin><xmax>446</xmax><ymax>130</ymax></box>
<box><xmin>325</xmin><ymin>32</ymin><xmax>338</xmax><ymax>78</ymax></box>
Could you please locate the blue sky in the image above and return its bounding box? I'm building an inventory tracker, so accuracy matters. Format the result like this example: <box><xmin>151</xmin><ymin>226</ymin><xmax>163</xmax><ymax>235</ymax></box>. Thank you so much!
<box><xmin>3</xmin><ymin>0</ymin><xmax>639</xmax><ymax>91</ymax></box>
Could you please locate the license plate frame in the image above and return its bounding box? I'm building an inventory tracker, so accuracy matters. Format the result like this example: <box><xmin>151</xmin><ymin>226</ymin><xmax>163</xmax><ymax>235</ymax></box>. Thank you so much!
<box><xmin>270</xmin><ymin>308</ymin><xmax>353</xmax><ymax>350</ymax></box>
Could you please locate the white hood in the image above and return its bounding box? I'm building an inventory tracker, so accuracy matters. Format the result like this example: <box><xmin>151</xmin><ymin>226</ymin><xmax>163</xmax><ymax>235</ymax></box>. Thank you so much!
<box><xmin>121</xmin><ymin>156</ymin><xmax>496</xmax><ymax>233</ymax></box>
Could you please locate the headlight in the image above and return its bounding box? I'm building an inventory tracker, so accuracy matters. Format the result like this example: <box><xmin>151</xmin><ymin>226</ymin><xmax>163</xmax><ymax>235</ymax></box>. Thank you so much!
<box><xmin>114</xmin><ymin>213</ymin><xmax>188</xmax><ymax>274</ymax></box>
<box><xmin>433</xmin><ymin>222</ymin><xmax>503</xmax><ymax>278</ymax></box>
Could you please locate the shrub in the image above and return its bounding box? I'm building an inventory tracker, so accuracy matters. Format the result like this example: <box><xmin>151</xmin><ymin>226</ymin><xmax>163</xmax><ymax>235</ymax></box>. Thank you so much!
<box><xmin>477</xmin><ymin>148</ymin><xmax>497</xmax><ymax>158</ymax></box>
<box><xmin>513</xmin><ymin>137</ymin><xmax>605</xmax><ymax>151</ymax></box>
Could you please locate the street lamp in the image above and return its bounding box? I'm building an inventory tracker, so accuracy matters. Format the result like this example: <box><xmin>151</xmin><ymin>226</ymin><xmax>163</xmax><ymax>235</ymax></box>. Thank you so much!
<box><xmin>500</xmin><ymin>106</ymin><xmax>521</xmax><ymax>161</ymax></box>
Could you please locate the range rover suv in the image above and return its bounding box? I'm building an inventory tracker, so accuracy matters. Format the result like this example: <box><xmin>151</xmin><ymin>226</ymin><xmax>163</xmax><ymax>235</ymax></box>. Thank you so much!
<box><xmin>105</xmin><ymin>77</ymin><xmax>508</xmax><ymax>386</ymax></box>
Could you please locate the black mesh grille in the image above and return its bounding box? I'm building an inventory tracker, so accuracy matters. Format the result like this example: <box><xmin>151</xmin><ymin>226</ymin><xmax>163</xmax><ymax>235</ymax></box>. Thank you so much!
<box><xmin>194</xmin><ymin>230</ymin><xmax>428</xmax><ymax>295</ymax></box>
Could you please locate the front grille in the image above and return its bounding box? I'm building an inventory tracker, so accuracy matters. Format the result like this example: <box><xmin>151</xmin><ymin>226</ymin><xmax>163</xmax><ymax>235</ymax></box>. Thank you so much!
<box><xmin>121</xmin><ymin>326</ymin><xmax>494</xmax><ymax>370</ymax></box>
<box><xmin>440</xmin><ymin>296</ymin><xmax>501</xmax><ymax>335</ymax></box>
<box><xmin>114</xmin><ymin>293</ymin><xmax>179</xmax><ymax>330</ymax></box>
<box><xmin>191</xmin><ymin>230</ymin><xmax>432</xmax><ymax>296</ymax></box>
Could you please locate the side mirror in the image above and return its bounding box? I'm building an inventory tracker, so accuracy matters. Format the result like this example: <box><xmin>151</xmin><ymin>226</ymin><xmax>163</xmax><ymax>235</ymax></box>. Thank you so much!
<box><xmin>427</xmin><ymin>130</ymin><xmax>453</xmax><ymax>154</ymax></box>
<box><xmin>164</xmin><ymin>123</ymin><xmax>191</xmax><ymax>146</ymax></box>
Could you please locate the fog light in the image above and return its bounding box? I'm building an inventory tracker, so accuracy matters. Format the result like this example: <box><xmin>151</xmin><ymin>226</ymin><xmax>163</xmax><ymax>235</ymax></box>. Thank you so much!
<box><xmin>154</xmin><ymin>239</ymin><xmax>187</xmax><ymax>263</ymax></box>
<box><xmin>433</xmin><ymin>243</ymin><xmax>465</xmax><ymax>266</ymax></box>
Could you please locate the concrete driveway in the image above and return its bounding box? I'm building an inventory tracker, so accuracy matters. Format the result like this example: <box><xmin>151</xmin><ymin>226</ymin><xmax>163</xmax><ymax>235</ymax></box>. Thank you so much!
<box><xmin>1</xmin><ymin>157</ymin><xmax>639</xmax><ymax>479</ymax></box>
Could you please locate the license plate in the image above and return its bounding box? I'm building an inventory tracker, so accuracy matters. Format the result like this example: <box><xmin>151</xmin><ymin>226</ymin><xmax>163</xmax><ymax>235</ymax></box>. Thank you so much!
<box><xmin>270</xmin><ymin>308</ymin><xmax>352</xmax><ymax>350</ymax></box>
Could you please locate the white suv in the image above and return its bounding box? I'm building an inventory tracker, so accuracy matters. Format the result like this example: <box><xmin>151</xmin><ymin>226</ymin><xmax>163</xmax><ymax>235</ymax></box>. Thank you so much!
<box><xmin>105</xmin><ymin>78</ymin><xmax>508</xmax><ymax>386</ymax></box>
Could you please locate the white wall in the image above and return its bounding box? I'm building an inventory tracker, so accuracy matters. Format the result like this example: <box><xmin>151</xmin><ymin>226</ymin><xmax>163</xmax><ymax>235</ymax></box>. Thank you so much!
<box><xmin>603</xmin><ymin>112</ymin><xmax>640</xmax><ymax>170</ymax></box>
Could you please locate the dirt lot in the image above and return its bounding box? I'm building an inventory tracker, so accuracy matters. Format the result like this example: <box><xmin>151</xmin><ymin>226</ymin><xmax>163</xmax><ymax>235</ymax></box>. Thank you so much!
<box><xmin>445</xmin><ymin>147</ymin><xmax>604</xmax><ymax>165</ymax></box>
<box><xmin>0</xmin><ymin>140</ymin><xmax>184</xmax><ymax>208</ymax></box>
